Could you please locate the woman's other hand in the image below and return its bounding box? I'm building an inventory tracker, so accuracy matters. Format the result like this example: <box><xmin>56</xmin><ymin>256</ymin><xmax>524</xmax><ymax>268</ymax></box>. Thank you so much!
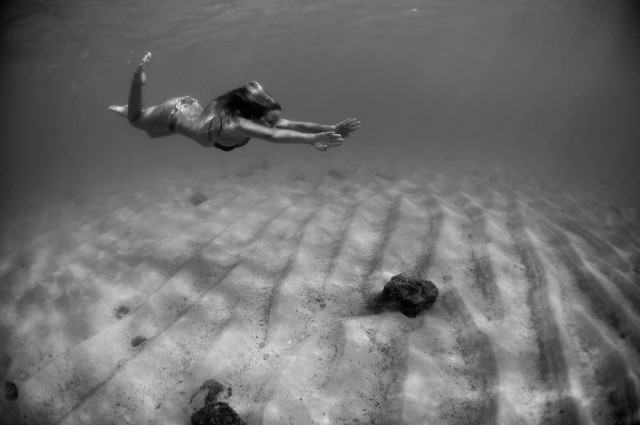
<box><xmin>334</xmin><ymin>118</ymin><xmax>361</xmax><ymax>137</ymax></box>
<box><xmin>312</xmin><ymin>131</ymin><xmax>343</xmax><ymax>151</ymax></box>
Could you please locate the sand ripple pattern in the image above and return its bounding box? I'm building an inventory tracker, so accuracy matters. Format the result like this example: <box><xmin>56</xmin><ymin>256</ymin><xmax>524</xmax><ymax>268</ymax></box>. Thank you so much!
<box><xmin>1</xmin><ymin>158</ymin><xmax>639</xmax><ymax>425</ymax></box>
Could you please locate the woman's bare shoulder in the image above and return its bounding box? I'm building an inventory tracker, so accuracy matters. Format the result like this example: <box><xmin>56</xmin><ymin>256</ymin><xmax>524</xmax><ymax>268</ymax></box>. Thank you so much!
<box><xmin>274</xmin><ymin>117</ymin><xmax>293</xmax><ymax>128</ymax></box>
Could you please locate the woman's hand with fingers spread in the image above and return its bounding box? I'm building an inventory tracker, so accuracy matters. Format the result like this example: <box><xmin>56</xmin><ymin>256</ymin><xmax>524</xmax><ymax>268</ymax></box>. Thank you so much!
<box><xmin>312</xmin><ymin>131</ymin><xmax>343</xmax><ymax>151</ymax></box>
<box><xmin>334</xmin><ymin>118</ymin><xmax>361</xmax><ymax>137</ymax></box>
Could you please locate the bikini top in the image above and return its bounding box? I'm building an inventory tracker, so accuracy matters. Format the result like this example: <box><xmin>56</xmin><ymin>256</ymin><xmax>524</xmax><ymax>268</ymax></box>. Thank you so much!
<box><xmin>207</xmin><ymin>114</ymin><xmax>250</xmax><ymax>152</ymax></box>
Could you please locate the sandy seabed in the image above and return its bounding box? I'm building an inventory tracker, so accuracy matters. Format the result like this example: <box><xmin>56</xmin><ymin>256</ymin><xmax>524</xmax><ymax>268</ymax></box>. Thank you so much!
<box><xmin>0</xmin><ymin>149</ymin><xmax>639</xmax><ymax>425</ymax></box>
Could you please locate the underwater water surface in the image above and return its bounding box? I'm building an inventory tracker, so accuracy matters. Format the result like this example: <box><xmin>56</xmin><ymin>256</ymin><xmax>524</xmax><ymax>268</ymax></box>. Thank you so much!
<box><xmin>1</xmin><ymin>0</ymin><xmax>639</xmax><ymax>215</ymax></box>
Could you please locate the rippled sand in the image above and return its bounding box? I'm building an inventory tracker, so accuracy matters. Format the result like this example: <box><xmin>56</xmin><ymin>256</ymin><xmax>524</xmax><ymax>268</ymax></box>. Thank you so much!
<box><xmin>1</xmin><ymin>152</ymin><xmax>639</xmax><ymax>425</ymax></box>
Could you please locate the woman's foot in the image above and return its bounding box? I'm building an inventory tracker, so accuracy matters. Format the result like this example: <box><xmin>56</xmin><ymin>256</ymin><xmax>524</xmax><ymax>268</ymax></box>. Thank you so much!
<box><xmin>133</xmin><ymin>52</ymin><xmax>152</xmax><ymax>86</ymax></box>
<box><xmin>108</xmin><ymin>104</ymin><xmax>128</xmax><ymax>117</ymax></box>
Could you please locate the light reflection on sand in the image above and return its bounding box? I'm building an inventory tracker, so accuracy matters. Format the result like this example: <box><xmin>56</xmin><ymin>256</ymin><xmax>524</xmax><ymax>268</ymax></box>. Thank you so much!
<box><xmin>0</xmin><ymin>153</ymin><xmax>638</xmax><ymax>424</ymax></box>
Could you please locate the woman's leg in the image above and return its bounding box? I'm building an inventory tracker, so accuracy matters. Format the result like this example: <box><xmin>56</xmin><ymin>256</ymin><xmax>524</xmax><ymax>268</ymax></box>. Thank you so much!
<box><xmin>108</xmin><ymin>52</ymin><xmax>151</xmax><ymax>119</ymax></box>
<box><xmin>108</xmin><ymin>52</ymin><xmax>180</xmax><ymax>137</ymax></box>
<box><xmin>127</xmin><ymin>52</ymin><xmax>152</xmax><ymax>121</ymax></box>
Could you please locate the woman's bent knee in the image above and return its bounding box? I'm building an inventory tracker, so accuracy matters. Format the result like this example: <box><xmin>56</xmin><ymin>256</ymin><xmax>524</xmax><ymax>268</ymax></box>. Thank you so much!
<box><xmin>128</xmin><ymin>112</ymin><xmax>142</xmax><ymax>124</ymax></box>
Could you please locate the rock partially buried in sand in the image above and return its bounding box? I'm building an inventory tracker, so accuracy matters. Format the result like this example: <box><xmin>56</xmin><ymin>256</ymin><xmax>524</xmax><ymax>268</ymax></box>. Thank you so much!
<box><xmin>190</xmin><ymin>192</ymin><xmax>208</xmax><ymax>206</ymax></box>
<box><xmin>115</xmin><ymin>305</ymin><xmax>129</xmax><ymax>319</ymax></box>
<box><xmin>191</xmin><ymin>402</ymin><xmax>246</xmax><ymax>425</ymax></box>
<box><xmin>374</xmin><ymin>274</ymin><xmax>439</xmax><ymax>317</ymax></box>
<box><xmin>5</xmin><ymin>381</ymin><xmax>18</xmax><ymax>400</ymax></box>
<box><xmin>131</xmin><ymin>335</ymin><xmax>147</xmax><ymax>347</ymax></box>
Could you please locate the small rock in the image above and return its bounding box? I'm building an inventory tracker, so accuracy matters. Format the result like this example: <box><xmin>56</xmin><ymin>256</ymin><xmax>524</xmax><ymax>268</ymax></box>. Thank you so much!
<box><xmin>373</xmin><ymin>274</ymin><xmax>439</xmax><ymax>317</ymax></box>
<box><xmin>327</xmin><ymin>169</ymin><xmax>346</xmax><ymax>180</ymax></box>
<box><xmin>131</xmin><ymin>336</ymin><xmax>147</xmax><ymax>347</ymax></box>
<box><xmin>115</xmin><ymin>305</ymin><xmax>130</xmax><ymax>319</ymax></box>
<box><xmin>190</xmin><ymin>192</ymin><xmax>208</xmax><ymax>206</ymax></box>
<box><xmin>5</xmin><ymin>381</ymin><xmax>18</xmax><ymax>400</ymax></box>
<box><xmin>191</xmin><ymin>402</ymin><xmax>246</xmax><ymax>425</ymax></box>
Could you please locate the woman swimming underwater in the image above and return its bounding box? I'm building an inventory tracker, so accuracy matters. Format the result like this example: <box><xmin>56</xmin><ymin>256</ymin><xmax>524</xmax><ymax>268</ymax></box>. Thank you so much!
<box><xmin>109</xmin><ymin>52</ymin><xmax>361</xmax><ymax>152</ymax></box>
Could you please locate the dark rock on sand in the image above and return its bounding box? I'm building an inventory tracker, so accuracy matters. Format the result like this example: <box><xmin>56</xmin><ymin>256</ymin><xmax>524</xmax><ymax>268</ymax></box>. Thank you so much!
<box><xmin>131</xmin><ymin>336</ymin><xmax>147</xmax><ymax>347</ymax></box>
<box><xmin>190</xmin><ymin>192</ymin><xmax>208</xmax><ymax>206</ymax></box>
<box><xmin>115</xmin><ymin>305</ymin><xmax>130</xmax><ymax>319</ymax></box>
<box><xmin>373</xmin><ymin>274</ymin><xmax>439</xmax><ymax>317</ymax></box>
<box><xmin>5</xmin><ymin>381</ymin><xmax>18</xmax><ymax>400</ymax></box>
<box><xmin>191</xmin><ymin>402</ymin><xmax>246</xmax><ymax>425</ymax></box>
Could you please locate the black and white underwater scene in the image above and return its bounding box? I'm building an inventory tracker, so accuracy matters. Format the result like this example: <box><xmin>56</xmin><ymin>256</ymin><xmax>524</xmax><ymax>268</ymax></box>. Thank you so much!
<box><xmin>1</xmin><ymin>0</ymin><xmax>639</xmax><ymax>424</ymax></box>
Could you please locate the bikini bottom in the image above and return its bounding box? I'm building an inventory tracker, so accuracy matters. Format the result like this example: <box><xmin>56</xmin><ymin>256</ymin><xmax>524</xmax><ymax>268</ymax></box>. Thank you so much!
<box><xmin>168</xmin><ymin>96</ymin><xmax>197</xmax><ymax>131</ymax></box>
<box><xmin>214</xmin><ymin>142</ymin><xmax>237</xmax><ymax>152</ymax></box>
<box><xmin>213</xmin><ymin>137</ymin><xmax>251</xmax><ymax>152</ymax></box>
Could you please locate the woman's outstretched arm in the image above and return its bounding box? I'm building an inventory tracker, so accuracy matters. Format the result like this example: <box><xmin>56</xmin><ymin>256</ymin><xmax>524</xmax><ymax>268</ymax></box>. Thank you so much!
<box><xmin>277</xmin><ymin>117</ymin><xmax>361</xmax><ymax>137</ymax></box>
<box><xmin>237</xmin><ymin>119</ymin><xmax>343</xmax><ymax>151</ymax></box>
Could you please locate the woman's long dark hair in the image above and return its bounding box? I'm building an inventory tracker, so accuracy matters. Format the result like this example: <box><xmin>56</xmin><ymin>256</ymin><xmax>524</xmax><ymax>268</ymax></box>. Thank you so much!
<box><xmin>204</xmin><ymin>81</ymin><xmax>281</xmax><ymax>134</ymax></box>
